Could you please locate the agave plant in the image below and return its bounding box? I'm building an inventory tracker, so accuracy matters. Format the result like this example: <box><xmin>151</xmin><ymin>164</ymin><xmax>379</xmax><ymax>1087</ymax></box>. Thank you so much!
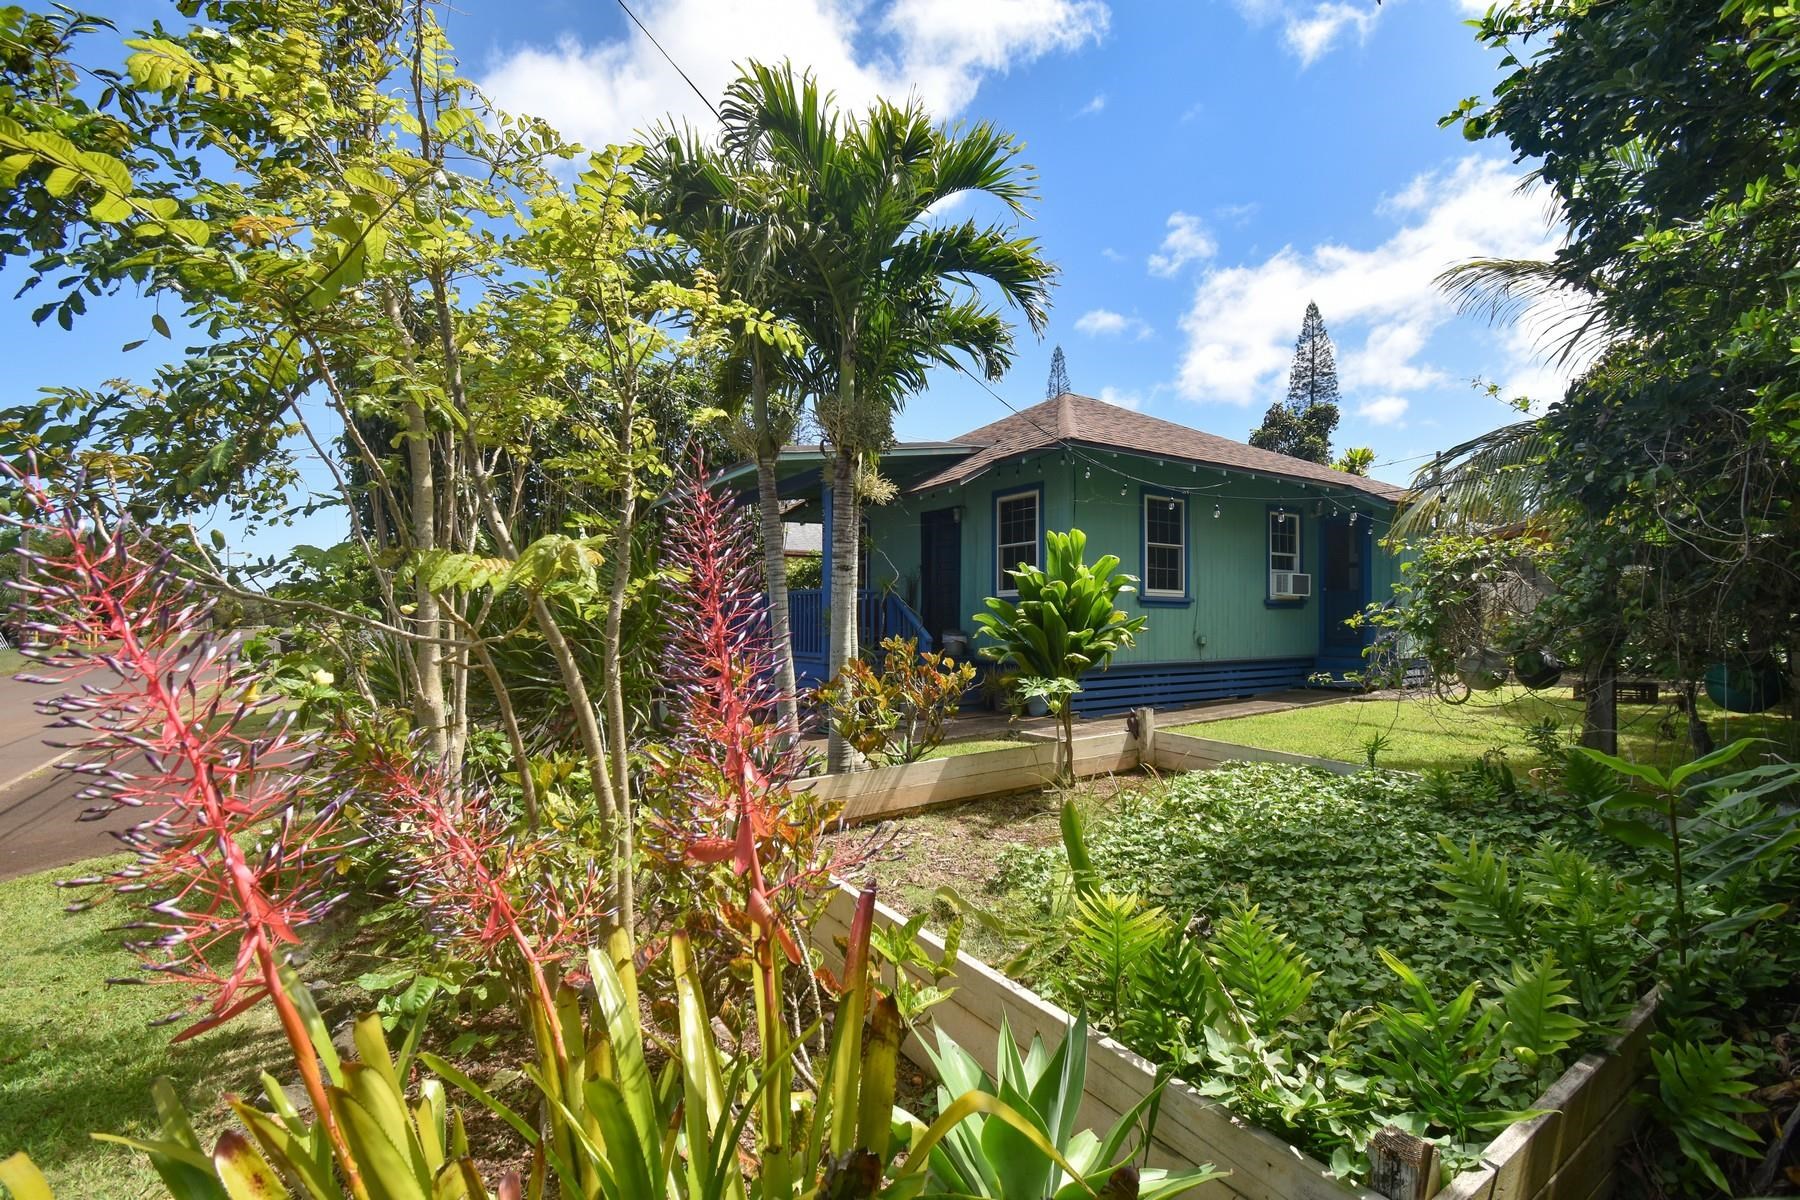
<box><xmin>919</xmin><ymin>1012</ymin><xmax>1225</xmax><ymax>1199</ymax></box>
<box><xmin>974</xmin><ymin>529</ymin><xmax>1147</xmax><ymax>784</ymax></box>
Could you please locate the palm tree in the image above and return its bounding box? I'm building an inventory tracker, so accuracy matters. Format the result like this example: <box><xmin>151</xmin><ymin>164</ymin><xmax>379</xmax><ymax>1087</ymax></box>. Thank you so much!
<box><xmin>718</xmin><ymin>62</ymin><xmax>1057</xmax><ymax>771</ymax></box>
<box><xmin>639</xmin><ymin>126</ymin><xmax>810</xmax><ymax>733</ymax></box>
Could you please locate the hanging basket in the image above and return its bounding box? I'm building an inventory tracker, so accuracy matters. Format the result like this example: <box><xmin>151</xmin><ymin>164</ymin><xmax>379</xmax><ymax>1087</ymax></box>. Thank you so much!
<box><xmin>1456</xmin><ymin>647</ymin><xmax>1508</xmax><ymax>693</ymax></box>
<box><xmin>1704</xmin><ymin>659</ymin><xmax>1788</xmax><ymax>714</ymax></box>
<box><xmin>1512</xmin><ymin>649</ymin><xmax>1564</xmax><ymax>691</ymax></box>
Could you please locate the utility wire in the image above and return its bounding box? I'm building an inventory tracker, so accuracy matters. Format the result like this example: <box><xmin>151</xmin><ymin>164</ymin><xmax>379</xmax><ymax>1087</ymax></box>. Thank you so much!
<box><xmin>613</xmin><ymin>0</ymin><xmax>721</xmax><ymax>121</ymax></box>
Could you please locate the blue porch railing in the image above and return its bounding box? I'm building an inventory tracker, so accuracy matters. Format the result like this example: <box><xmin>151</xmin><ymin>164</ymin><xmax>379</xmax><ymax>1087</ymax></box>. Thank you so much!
<box><xmin>784</xmin><ymin>588</ymin><xmax>933</xmax><ymax>686</ymax></box>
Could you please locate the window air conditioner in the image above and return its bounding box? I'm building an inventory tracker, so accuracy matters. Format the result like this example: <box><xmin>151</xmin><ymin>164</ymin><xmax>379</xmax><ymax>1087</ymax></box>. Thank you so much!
<box><xmin>1270</xmin><ymin>571</ymin><xmax>1312</xmax><ymax>599</ymax></box>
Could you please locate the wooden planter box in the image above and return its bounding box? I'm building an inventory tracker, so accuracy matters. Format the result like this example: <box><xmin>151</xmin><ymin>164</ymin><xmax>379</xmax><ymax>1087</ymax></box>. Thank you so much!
<box><xmin>797</xmin><ymin>717</ymin><xmax>1363</xmax><ymax>828</ymax></box>
<box><xmin>811</xmin><ymin>885</ymin><xmax>1658</xmax><ymax>1200</ymax></box>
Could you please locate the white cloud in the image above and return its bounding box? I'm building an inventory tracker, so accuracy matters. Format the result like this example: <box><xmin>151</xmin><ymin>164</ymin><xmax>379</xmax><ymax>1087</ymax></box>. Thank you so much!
<box><xmin>1147</xmin><ymin>212</ymin><xmax>1217</xmax><ymax>277</ymax></box>
<box><xmin>1283</xmin><ymin>2</ymin><xmax>1379</xmax><ymax>66</ymax></box>
<box><xmin>1225</xmin><ymin>0</ymin><xmax>1380</xmax><ymax>65</ymax></box>
<box><xmin>1074</xmin><ymin>308</ymin><xmax>1152</xmax><ymax>338</ymax></box>
<box><xmin>1100</xmin><ymin>246</ymin><xmax>1126</xmax><ymax>263</ymax></box>
<box><xmin>1097</xmin><ymin>386</ymin><xmax>1143</xmax><ymax>410</ymax></box>
<box><xmin>1356</xmin><ymin>395</ymin><xmax>1409</xmax><ymax>426</ymax></box>
<box><xmin>1077</xmin><ymin>92</ymin><xmax>1107</xmax><ymax>116</ymax></box>
<box><xmin>1173</xmin><ymin>156</ymin><xmax>1590</xmax><ymax>409</ymax></box>
<box><xmin>479</xmin><ymin>0</ymin><xmax>1109</xmax><ymax>150</ymax></box>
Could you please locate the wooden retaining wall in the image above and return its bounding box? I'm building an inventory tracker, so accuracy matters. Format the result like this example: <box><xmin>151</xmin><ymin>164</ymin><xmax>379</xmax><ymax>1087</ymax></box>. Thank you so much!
<box><xmin>812</xmin><ymin>886</ymin><xmax>1386</xmax><ymax>1200</ymax></box>
<box><xmin>1439</xmin><ymin>990</ymin><xmax>1659</xmax><ymax>1200</ymax></box>
<box><xmin>806</xmin><ymin>708</ymin><xmax>1657</xmax><ymax>1200</ymax></box>
<box><xmin>1150</xmin><ymin>729</ymin><xmax>1361</xmax><ymax>775</ymax></box>
<box><xmin>797</xmin><ymin>729</ymin><xmax>1139</xmax><ymax>825</ymax></box>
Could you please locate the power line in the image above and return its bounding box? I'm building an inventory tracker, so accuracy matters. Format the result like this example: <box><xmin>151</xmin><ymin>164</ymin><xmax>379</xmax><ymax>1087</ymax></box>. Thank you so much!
<box><xmin>613</xmin><ymin>0</ymin><xmax>721</xmax><ymax>122</ymax></box>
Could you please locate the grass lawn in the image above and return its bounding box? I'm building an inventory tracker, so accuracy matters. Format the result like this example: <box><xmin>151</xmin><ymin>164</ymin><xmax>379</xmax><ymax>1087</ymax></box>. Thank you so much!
<box><xmin>0</xmin><ymin>857</ymin><xmax>368</xmax><ymax>1197</ymax></box>
<box><xmin>1173</xmin><ymin>685</ymin><xmax>1795</xmax><ymax>773</ymax></box>
<box><xmin>0</xmin><ymin>646</ymin><xmax>30</xmax><ymax>676</ymax></box>
<box><xmin>918</xmin><ymin>736</ymin><xmax>1022</xmax><ymax>761</ymax></box>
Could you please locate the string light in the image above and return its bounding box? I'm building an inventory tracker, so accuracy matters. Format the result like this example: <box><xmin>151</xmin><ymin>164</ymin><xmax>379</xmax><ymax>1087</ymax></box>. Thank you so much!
<box><xmin>1213</xmin><ymin>504</ymin><xmax>1222</xmax><ymax>519</ymax></box>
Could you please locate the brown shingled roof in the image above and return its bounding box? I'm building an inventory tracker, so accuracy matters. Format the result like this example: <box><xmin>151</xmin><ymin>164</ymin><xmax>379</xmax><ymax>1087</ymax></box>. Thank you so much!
<box><xmin>909</xmin><ymin>392</ymin><xmax>1405</xmax><ymax>501</ymax></box>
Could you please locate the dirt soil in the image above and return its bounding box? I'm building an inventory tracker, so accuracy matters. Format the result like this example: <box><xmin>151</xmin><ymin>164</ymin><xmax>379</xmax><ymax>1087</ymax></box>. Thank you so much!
<box><xmin>826</xmin><ymin>770</ymin><xmax>1160</xmax><ymax>960</ymax></box>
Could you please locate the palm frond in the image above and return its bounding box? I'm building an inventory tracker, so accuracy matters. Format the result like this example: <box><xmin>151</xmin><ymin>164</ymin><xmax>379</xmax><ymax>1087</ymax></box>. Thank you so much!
<box><xmin>1391</xmin><ymin>419</ymin><xmax>1555</xmax><ymax>538</ymax></box>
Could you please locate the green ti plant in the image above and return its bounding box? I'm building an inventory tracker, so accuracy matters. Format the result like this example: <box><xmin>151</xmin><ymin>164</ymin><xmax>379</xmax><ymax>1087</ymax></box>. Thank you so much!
<box><xmin>975</xmin><ymin>529</ymin><xmax>1147</xmax><ymax>786</ymax></box>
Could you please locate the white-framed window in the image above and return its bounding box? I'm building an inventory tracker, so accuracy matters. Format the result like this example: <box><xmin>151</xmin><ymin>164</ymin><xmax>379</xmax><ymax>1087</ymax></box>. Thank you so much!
<box><xmin>1143</xmin><ymin>493</ymin><xmax>1186</xmax><ymax>597</ymax></box>
<box><xmin>1268</xmin><ymin>509</ymin><xmax>1301</xmax><ymax>575</ymax></box>
<box><xmin>994</xmin><ymin>488</ymin><xmax>1040</xmax><ymax>594</ymax></box>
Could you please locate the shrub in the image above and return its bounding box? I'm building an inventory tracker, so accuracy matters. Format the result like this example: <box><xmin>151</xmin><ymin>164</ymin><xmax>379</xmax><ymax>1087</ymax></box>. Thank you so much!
<box><xmin>815</xmin><ymin>635</ymin><xmax>976</xmax><ymax>765</ymax></box>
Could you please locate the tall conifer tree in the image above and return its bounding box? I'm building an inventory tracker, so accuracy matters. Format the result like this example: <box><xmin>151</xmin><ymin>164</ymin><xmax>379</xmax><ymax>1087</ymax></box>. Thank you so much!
<box><xmin>1250</xmin><ymin>301</ymin><xmax>1341</xmax><ymax>463</ymax></box>
<box><xmin>1045</xmin><ymin>345</ymin><xmax>1072</xmax><ymax>398</ymax></box>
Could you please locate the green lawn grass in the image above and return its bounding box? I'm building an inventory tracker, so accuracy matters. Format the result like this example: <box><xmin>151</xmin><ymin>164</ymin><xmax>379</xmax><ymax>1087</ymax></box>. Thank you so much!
<box><xmin>0</xmin><ymin>646</ymin><xmax>31</xmax><ymax>676</ymax></box>
<box><xmin>0</xmin><ymin>857</ymin><xmax>366</xmax><ymax>1197</ymax></box>
<box><xmin>1173</xmin><ymin>686</ymin><xmax>1794</xmax><ymax>773</ymax></box>
<box><xmin>918</xmin><ymin>736</ymin><xmax>1022</xmax><ymax>761</ymax></box>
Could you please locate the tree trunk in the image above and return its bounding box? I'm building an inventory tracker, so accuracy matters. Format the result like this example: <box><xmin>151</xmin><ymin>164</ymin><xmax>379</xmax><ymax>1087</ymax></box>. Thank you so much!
<box><xmin>1580</xmin><ymin>655</ymin><xmax>1618</xmax><ymax>756</ymax></box>
<box><xmin>825</xmin><ymin>445</ymin><xmax>861</xmax><ymax>773</ymax></box>
<box><xmin>405</xmin><ymin>399</ymin><xmax>448</xmax><ymax>760</ymax></box>
<box><xmin>1058</xmin><ymin>703</ymin><xmax>1075</xmax><ymax>788</ymax></box>
<box><xmin>1678</xmin><ymin>679</ymin><xmax>1715</xmax><ymax>758</ymax></box>
<box><xmin>602</xmin><ymin>434</ymin><xmax>637</xmax><ymax>935</ymax></box>
<box><xmin>757</xmin><ymin>447</ymin><xmax>800</xmax><ymax>737</ymax></box>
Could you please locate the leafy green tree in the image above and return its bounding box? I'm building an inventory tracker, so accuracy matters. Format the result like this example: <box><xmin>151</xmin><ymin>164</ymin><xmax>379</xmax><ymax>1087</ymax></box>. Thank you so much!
<box><xmin>973</xmin><ymin>529</ymin><xmax>1146</xmax><ymax>784</ymax></box>
<box><xmin>1251</xmin><ymin>302</ymin><xmax>1340</xmax><ymax>464</ymax></box>
<box><xmin>0</xmin><ymin>1</ymin><xmax>753</xmax><ymax>928</ymax></box>
<box><xmin>717</xmin><ymin>62</ymin><xmax>1056</xmax><ymax>771</ymax></box>
<box><xmin>1399</xmin><ymin>0</ymin><xmax>1800</xmax><ymax>754</ymax></box>
<box><xmin>1334</xmin><ymin>446</ymin><xmax>1374</xmax><ymax>476</ymax></box>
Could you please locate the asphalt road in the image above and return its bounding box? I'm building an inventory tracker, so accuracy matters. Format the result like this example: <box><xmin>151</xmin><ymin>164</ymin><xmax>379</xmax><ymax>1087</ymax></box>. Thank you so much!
<box><xmin>0</xmin><ymin>670</ymin><xmax>140</xmax><ymax>882</ymax></box>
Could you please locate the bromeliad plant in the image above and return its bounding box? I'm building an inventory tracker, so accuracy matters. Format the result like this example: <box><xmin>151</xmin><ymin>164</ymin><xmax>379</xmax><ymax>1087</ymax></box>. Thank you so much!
<box><xmin>974</xmin><ymin>529</ymin><xmax>1147</xmax><ymax>785</ymax></box>
<box><xmin>0</xmin><ymin>478</ymin><xmax>383</xmax><ymax>1197</ymax></box>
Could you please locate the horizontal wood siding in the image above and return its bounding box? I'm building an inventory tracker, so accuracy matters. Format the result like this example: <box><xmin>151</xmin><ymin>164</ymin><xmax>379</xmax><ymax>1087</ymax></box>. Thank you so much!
<box><xmin>1071</xmin><ymin>657</ymin><xmax>1314</xmax><ymax>716</ymax></box>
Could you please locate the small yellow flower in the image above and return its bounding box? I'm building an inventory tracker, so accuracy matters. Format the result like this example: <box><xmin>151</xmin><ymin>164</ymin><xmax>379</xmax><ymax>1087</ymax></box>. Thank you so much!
<box><xmin>310</xmin><ymin>668</ymin><xmax>335</xmax><ymax>687</ymax></box>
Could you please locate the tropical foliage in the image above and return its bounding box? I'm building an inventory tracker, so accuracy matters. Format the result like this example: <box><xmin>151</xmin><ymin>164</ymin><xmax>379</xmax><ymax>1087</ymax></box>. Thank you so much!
<box><xmin>974</xmin><ymin>528</ymin><xmax>1146</xmax><ymax>784</ymax></box>
<box><xmin>815</xmin><ymin>635</ymin><xmax>977</xmax><ymax>766</ymax></box>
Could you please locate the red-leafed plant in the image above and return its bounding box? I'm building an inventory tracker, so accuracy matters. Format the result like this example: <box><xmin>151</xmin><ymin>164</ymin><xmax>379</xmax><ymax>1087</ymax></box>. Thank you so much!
<box><xmin>641</xmin><ymin>458</ymin><xmax>866</xmax><ymax>1010</ymax></box>
<box><xmin>3</xmin><ymin>477</ymin><xmax>364</xmax><ymax>1192</ymax></box>
<box><xmin>339</xmin><ymin>734</ymin><xmax>610</xmax><ymax>1039</ymax></box>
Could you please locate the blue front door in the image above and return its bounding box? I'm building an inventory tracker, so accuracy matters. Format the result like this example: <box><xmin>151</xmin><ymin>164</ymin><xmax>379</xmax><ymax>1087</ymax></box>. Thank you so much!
<box><xmin>1320</xmin><ymin>516</ymin><xmax>1369</xmax><ymax>654</ymax></box>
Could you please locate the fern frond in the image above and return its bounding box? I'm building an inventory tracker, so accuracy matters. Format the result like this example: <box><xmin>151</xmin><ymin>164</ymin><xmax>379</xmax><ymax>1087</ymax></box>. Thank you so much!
<box><xmin>1208</xmin><ymin>904</ymin><xmax>1319</xmax><ymax>1036</ymax></box>
<box><xmin>1496</xmin><ymin>952</ymin><xmax>1585</xmax><ymax>1072</ymax></box>
<box><xmin>1069</xmin><ymin>892</ymin><xmax>1172</xmax><ymax>1024</ymax></box>
<box><xmin>1642</xmin><ymin>1040</ymin><xmax>1764</xmax><ymax>1194</ymax></box>
<box><xmin>1435</xmin><ymin>836</ymin><xmax>1533</xmax><ymax>948</ymax></box>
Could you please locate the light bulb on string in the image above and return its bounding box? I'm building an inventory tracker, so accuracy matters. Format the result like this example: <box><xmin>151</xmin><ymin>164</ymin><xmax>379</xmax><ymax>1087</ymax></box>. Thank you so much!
<box><xmin>1213</xmin><ymin>504</ymin><xmax>1221</xmax><ymax>519</ymax></box>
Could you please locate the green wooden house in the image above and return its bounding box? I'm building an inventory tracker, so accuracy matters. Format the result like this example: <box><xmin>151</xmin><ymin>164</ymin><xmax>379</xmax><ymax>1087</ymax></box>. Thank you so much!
<box><xmin>730</xmin><ymin>392</ymin><xmax>1409</xmax><ymax>715</ymax></box>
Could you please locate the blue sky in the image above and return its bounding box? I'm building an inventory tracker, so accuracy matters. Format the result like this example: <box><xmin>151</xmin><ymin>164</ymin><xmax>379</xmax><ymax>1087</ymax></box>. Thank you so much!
<box><xmin>0</xmin><ymin>0</ymin><xmax>1580</xmax><ymax>556</ymax></box>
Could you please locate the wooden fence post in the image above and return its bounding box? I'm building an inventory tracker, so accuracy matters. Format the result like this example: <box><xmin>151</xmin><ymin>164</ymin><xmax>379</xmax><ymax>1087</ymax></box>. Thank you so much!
<box><xmin>1368</xmin><ymin>1126</ymin><xmax>1440</xmax><ymax>1200</ymax></box>
<box><xmin>1133</xmin><ymin>706</ymin><xmax>1157</xmax><ymax>768</ymax></box>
